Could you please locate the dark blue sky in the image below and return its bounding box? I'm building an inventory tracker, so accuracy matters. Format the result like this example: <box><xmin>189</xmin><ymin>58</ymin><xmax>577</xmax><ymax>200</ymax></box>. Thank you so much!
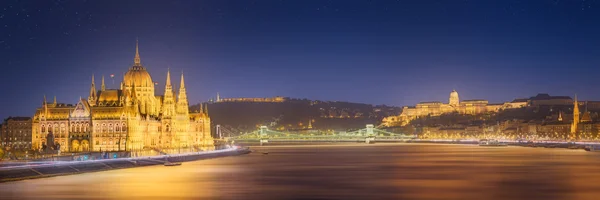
<box><xmin>0</xmin><ymin>0</ymin><xmax>599</xmax><ymax>119</ymax></box>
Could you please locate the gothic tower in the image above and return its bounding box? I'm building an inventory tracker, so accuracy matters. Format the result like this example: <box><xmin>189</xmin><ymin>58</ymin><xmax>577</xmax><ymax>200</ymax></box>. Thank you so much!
<box><xmin>162</xmin><ymin>69</ymin><xmax>176</xmax><ymax>117</ymax></box>
<box><xmin>570</xmin><ymin>94</ymin><xmax>580</xmax><ymax>140</ymax></box>
<box><xmin>88</xmin><ymin>75</ymin><xmax>97</xmax><ymax>106</ymax></box>
<box><xmin>176</xmin><ymin>72</ymin><xmax>189</xmax><ymax>116</ymax></box>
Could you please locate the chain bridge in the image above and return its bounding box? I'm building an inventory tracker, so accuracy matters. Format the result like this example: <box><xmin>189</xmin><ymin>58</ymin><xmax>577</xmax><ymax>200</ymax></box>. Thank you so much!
<box><xmin>226</xmin><ymin>124</ymin><xmax>415</xmax><ymax>145</ymax></box>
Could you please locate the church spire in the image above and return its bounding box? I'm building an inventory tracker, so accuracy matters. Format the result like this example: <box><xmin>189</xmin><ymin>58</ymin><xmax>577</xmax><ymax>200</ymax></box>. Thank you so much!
<box><xmin>101</xmin><ymin>75</ymin><xmax>106</xmax><ymax>91</ymax></box>
<box><xmin>134</xmin><ymin>39</ymin><xmax>141</xmax><ymax>66</ymax></box>
<box><xmin>53</xmin><ymin>96</ymin><xmax>57</xmax><ymax>105</ymax></box>
<box><xmin>571</xmin><ymin>94</ymin><xmax>580</xmax><ymax>140</ymax></box>
<box><xmin>43</xmin><ymin>95</ymin><xmax>47</xmax><ymax>105</ymax></box>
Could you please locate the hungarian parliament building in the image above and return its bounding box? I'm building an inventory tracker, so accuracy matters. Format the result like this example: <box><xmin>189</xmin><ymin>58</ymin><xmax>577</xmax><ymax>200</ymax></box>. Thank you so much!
<box><xmin>31</xmin><ymin>42</ymin><xmax>214</xmax><ymax>152</ymax></box>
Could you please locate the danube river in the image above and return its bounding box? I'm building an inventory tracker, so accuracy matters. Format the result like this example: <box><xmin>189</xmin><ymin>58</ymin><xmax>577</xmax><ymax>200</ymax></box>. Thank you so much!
<box><xmin>2</xmin><ymin>143</ymin><xmax>600</xmax><ymax>200</ymax></box>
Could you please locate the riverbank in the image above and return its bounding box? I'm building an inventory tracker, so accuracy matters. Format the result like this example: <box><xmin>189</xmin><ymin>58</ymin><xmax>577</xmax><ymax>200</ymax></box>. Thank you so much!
<box><xmin>0</xmin><ymin>147</ymin><xmax>250</xmax><ymax>183</ymax></box>
<box><xmin>238</xmin><ymin>139</ymin><xmax>596</xmax><ymax>152</ymax></box>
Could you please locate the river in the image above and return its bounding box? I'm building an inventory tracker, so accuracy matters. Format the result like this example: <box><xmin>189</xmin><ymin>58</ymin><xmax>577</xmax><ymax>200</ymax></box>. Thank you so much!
<box><xmin>2</xmin><ymin>143</ymin><xmax>600</xmax><ymax>200</ymax></box>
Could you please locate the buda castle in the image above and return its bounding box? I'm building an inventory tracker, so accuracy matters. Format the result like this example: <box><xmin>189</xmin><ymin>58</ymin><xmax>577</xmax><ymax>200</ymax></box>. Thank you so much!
<box><xmin>382</xmin><ymin>90</ymin><xmax>527</xmax><ymax>126</ymax></box>
<box><xmin>31</xmin><ymin>41</ymin><xmax>214</xmax><ymax>152</ymax></box>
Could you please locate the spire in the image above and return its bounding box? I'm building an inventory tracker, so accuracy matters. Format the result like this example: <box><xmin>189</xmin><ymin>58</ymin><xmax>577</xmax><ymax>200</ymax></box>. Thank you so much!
<box><xmin>217</xmin><ymin>92</ymin><xmax>220</xmax><ymax>102</ymax></box>
<box><xmin>180</xmin><ymin>71</ymin><xmax>185</xmax><ymax>89</ymax></box>
<box><xmin>166</xmin><ymin>68</ymin><xmax>172</xmax><ymax>86</ymax></box>
<box><xmin>558</xmin><ymin>111</ymin><xmax>563</xmax><ymax>122</ymax></box>
<box><xmin>177</xmin><ymin>71</ymin><xmax>189</xmax><ymax>115</ymax></box>
<box><xmin>43</xmin><ymin>95</ymin><xmax>47</xmax><ymax>105</ymax></box>
<box><xmin>571</xmin><ymin>94</ymin><xmax>580</xmax><ymax>139</ymax></box>
<box><xmin>101</xmin><ymin>75</ymin><xmax>106</xmax><ymax>91</ymax></box>
<box><xmin>134</xmin><ymin>39</ymin><xmax>141</xmax><ymax>66</ymax></box>
<box><xmin>162</xmin><ymin>68</ymin><xmax>175</xmax><ymax>117</ymax></box>
<box><xmin>88</xmin><ymin>74</ymin><xmax>97</xmax><ymax>106</ymax></box>
<box><xmin>203</xmin><ymin>103</ymin><xmax>209</xmax><ymax>115</ymax></box>
<box><xmin>43</xmin><ymin>95</ymin><xmax>48</xmax><ymax>116</ymax></box>
<box><xmin>53</xmin><ymin>96</ymin><xmax>57</xmax><ymax>105</ymax></box>
<box><xmin>573</xmin><ymin>94</ymin><xmax>579</xmax><ymax>121</ymax></box>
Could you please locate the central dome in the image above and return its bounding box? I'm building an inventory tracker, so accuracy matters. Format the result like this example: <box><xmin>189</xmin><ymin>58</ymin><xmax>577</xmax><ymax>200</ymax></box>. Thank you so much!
<box><xmin>123</xmin><ymin>40</ymin><xmax>154</xmax><ymax>88</ymax></box>
<box><xmin>124</xmin><ymin>66</ymin><xmax>154</xmax><ymax>88</ymax></box>
<box><xmin>449</xmin><ymin>89</ymin><xmax>459</xmax><ymax>106</ymax></box>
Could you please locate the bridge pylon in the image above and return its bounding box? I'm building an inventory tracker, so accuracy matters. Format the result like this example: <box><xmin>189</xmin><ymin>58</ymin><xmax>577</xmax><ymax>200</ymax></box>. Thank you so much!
<box><xmin>259</xmin><ymin>126</ymin><xmax>269</xmax><ymax>146</ymax></box>
<box><xmin>365</xmin><ymin>124</ymin><xmax>376</xmax><ymax>144</ymax></box>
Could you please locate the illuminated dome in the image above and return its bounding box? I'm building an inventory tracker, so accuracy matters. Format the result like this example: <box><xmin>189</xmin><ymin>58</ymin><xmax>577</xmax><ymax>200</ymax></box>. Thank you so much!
<box><xmin>124</xmin><ymin>66</ymin><xmax>154</xmax><ymax>88</ymax></box>
<box><xmin>123</xmin><ymin>40</ymin><xmax>154</xmax><ymax>88</ymax></box>
<box><xmin>449</xmin><ymin>90</ymin><xmax>459</xmax><ymax>106</ymax></box>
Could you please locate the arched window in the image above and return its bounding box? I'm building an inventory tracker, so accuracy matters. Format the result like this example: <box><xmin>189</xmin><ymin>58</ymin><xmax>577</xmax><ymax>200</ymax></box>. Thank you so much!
<box><xmin>109</xmin><ymin>124</ymin><xmax>113</xmax><ymax>132</ymax></box>
<box><xmin>102</xmin><ymin>124</ymin><xmax>107</xmax><ymax>133</ymax></box>
<box><xmin>122</xmin><ymin>124</ymin><xmax>127</xmax><ymax>132</ymax></box>
<box><xmin>41</xmin><ymin>125</ymin><xmax>46</xmax><ymax>133</ymax></box>
<box><xmin>116</xmin><ymin>126</ymin><xmax>120</xmax><ymax>132</ymax></box>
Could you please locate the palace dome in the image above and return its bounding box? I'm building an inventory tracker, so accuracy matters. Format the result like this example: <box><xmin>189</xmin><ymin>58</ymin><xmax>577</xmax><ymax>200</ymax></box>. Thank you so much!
<box><xmin>449</xmin><ymin>90</ymin><xmax>459</xmax><ymax>105</ymax></box>
<box><xmin>450</xmin><ymin>90</ymin><xmax>458</xmax><ymax>98</ymax></box>
<box><xmin>123</xmin><ymin>66</ymin><xmax>154</xmax><ymax>88</ymax></box>
<box><xmin>123</xmin><ymin>40</ymin><xmax>154</xmax><ymax>88</ymax></box>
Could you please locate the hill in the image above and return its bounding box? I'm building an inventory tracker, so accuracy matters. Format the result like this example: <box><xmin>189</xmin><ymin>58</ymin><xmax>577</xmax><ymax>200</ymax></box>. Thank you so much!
<box><xmin>190</xmin><ymin>98</ymin><xmax>400</xmax><ymax>132</ymax></box>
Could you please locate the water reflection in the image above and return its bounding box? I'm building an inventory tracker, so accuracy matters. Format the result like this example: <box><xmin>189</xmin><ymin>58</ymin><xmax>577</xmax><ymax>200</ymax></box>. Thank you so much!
<box><xmin>2</xmin><ymin>144</ymin><xmax>600</xmax><ymax>200</ymax></box>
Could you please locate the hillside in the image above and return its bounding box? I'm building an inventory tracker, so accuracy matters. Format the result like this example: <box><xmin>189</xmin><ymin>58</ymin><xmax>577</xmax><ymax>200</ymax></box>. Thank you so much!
<box><xmin>408</xmin><ymin>104</ymin><xmax>600</xmax><ymax>127</ymax></box>
<box><xmin>190</xmin><ymin>99</ymin><xmax>400</xmax><ymax>132</ymax></box>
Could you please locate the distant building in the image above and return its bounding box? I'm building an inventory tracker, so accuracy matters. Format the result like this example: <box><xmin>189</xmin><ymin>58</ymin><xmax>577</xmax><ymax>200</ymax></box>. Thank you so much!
<box><xmin>528</xmin><ymin>93</ymin><xmax>572</xmax><ymax>106</ymax></box>
<box><xmin>382</xmin><ymin>90</ymin><xmax>527</xmax><ymax>126</ymax></box>
<box><xmin>216</xmin><ymin>95</ymin><xmax>286</xmax><ymax>103</ymax></box>
<box><xmin>1</xmin><ymin>117</ymin><xmax>32</xmax><ymax>150</ymax></box>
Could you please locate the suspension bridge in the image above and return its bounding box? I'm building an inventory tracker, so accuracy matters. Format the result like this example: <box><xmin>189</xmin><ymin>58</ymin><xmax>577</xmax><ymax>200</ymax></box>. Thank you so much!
<box><xmin>224</xmin><ymin>124</ymin><xmax>415</xmax><ymax>145</ymax></box>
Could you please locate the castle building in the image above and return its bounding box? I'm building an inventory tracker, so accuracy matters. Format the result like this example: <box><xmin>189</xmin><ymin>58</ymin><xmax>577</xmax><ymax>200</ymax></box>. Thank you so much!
<box><xmin>382</xmin><ymin>90</ymin><xmax>527</xmax><ymax>126</ymax></box>
<box><xmin>31</xmin><ymin>41</ymin><xmax>213</xmax><ymax>152</ymax></box>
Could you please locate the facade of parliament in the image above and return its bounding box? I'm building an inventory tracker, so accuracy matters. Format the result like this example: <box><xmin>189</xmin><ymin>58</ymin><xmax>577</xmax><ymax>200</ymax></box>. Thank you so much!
<box><xmin>31</xmin><ymin>42</ymin><xmax>214</xmax><ymax>152</ymax></box>
<box><xmin>383</xmin><ymin>90</ymin><xmax>528</xmax><ymax>126</ymax></box>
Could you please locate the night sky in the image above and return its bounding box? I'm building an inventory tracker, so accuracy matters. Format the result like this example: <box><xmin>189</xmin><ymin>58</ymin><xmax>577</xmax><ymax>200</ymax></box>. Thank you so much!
<box><xmin>0</xmin><ymin>0</ymin><xmax>599</xmax><ymax>120</ymax></box>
